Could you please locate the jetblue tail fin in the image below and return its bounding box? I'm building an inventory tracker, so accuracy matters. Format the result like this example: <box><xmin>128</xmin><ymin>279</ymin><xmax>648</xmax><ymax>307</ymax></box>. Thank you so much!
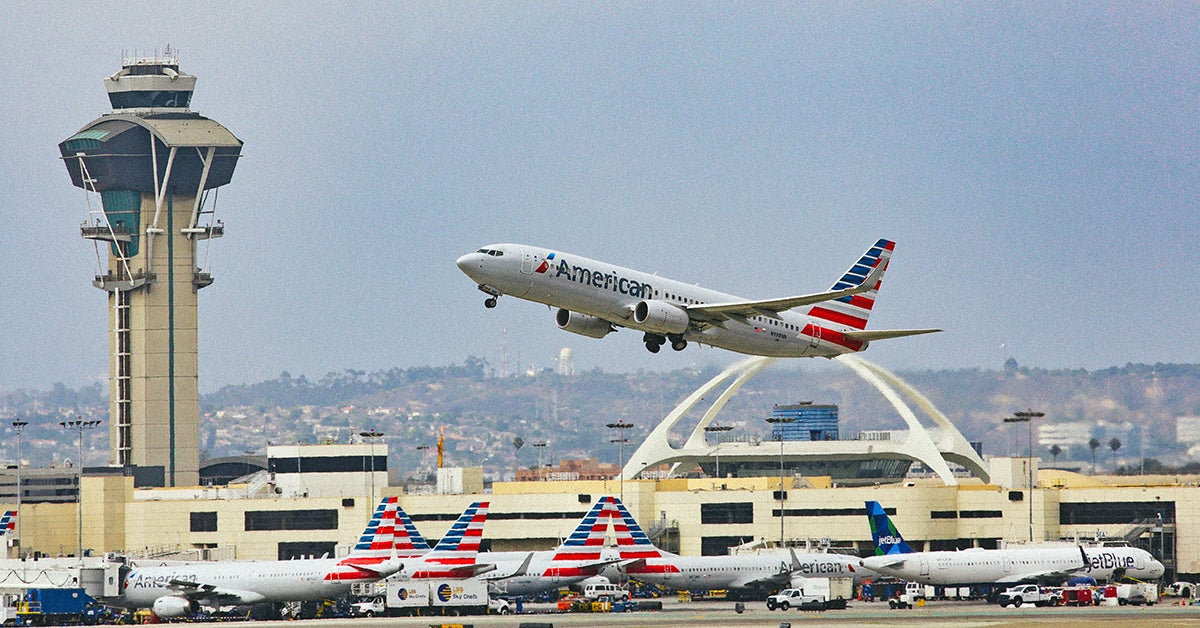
<box><xmin>866</xmin><ymin>501</ymin><xmax>914</xmax><ymax>555</ymax></box>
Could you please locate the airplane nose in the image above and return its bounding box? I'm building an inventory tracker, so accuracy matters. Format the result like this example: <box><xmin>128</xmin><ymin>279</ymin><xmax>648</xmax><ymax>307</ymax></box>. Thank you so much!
<box><xmin>455</xmin><ymin>254</ymin><xmax>474</xmax><ymax>272</ymax></box>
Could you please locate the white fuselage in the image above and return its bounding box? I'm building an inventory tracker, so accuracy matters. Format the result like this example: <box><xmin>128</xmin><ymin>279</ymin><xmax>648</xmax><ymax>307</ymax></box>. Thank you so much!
<box><xmin>117</xmin><ymin>557</ymin><xmax>386</xmax><ymax>609</ymax></box>
<box><xmin>860</xmin><ymin>546</ymin><xmax>1164</xmax><ymax>586</ymax></box>
<box><xmin>629</xmin><ymin>552</ymin><xmax>867</xmax><ymax>590</ymax></box>
<box><xmin>482</xmin><ymin>549</ymin><xmax>620</xmax><ymax>596</ymax></box>
<box><xmin>457</xmin><ymin>244</ymin><xmax>866</xmax><ymax>358</ymax></box>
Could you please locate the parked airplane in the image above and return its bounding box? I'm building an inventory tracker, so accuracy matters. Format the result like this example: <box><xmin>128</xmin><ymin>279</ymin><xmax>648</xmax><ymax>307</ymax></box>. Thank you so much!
<box><xmin>114</xmin><ymin>496</ymin><xmax>403</xmax><ymax>618</ymax></box>
<box><xmin>457</xmin><ymin>239</ymin><xmax>939</xmax><ymax>356</ymax></box>
<box><xmin>860</xmin><ymin>501</ymin><xmax>1165</xmax><ymax>586</ymax></box>
<box><xmin>605</xmin><ymin>497</ymin><xmax>866</xmax><ymax>593</ymax></box>
<box><xmin>481</xmin><ymin>497</ymin><xmax>625</xmax><ymax>596</ymax></box>
<box><xmin>396</xmin><ymin>501</ymin><xmax>493</xmax><ymax>579</ymax></box>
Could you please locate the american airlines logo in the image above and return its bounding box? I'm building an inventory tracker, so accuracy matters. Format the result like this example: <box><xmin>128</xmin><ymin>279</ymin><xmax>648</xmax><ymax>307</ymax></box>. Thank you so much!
<box><xmin>796</xmin><ymin>561</ymin><xmax>846</xmax><ymax>575</ymax></box>
<box><xmin>551</xmin><ymin>258</ymin><xmax>655</xmax><ymax>299</ymax></box>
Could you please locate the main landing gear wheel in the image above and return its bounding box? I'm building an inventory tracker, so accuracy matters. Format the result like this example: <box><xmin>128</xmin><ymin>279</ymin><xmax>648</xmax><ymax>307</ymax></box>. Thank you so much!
<box><xmin>643</xmin><ymin>333</ymin><xmax>665</xmax><ymax>353</ymax></box>
<box><xmin>484</xmin><ymin>297</ymin><xmax>498</xmax><ymax>308</ymax></box>
<box><xmin>669</xmin><ymin>334</ymin><xmax>687</xmax><ymax>351</ymax></box>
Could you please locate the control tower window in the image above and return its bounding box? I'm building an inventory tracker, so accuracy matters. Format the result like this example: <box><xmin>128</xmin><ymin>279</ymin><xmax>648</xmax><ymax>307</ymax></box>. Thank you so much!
<box><xmin>108</xmin><ymin>90</ymin><xmax>193</xmax><ymax>110</ymax></box>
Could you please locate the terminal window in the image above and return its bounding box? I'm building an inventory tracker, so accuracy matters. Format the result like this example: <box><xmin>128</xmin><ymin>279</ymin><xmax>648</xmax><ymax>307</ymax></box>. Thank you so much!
<box><xmin>700</xmin><ymin>502</ymin><xmax>753</xmax><ymax>524</ymax></box>
<box><xmin>245</xmin><ymin>509</ymin><xmax>338</xmax><ymax>531</ymax></box>
<box><xmin>190</xmin><ymin>511</ymin><xmax>217</xmax><ymax>532</ymax></box>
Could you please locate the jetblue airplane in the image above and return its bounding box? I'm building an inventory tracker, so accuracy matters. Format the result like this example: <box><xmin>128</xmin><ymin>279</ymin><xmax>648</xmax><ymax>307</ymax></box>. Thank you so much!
<box><xmin>604</xmin><ymin>497</ymin><xmax>867</xmax><ymax>592</ymax></box>
<box><xmin>457</xmin><ymin>239</ymin><xmax>939</xmax><ymax>355</ymax></box>
<box><xmin>859</xmin><ymin>501</ymin><xmax>1164</xmax><ymax>586</ymax></box>
<box><xmin>114</xmin><ymin>496</ymin><xmax>404</xmax><ymax>618</ymax></box>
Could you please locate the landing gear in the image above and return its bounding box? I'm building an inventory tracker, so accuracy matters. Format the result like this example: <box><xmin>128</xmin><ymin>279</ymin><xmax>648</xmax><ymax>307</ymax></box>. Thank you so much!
<box><xmin>643</xmin><ymin>333</ymin><xmax>666</xmax><ymax>353</ymax></box>
<box><xmin>668</xmin><ymin>334</ymin><xmax>687</xmax><ymax>351</ymax></box>
<box><xmin>477</xmin><ymin>285</ymin><xmax>502</xmax><ymax>309</ymax></box>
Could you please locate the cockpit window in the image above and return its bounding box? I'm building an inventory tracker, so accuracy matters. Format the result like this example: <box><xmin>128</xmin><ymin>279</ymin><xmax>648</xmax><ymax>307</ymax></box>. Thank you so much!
<box><xmin>476</xmin><ymin>248</ymin><xmax>505</xmax><ymax>257</ymax></box>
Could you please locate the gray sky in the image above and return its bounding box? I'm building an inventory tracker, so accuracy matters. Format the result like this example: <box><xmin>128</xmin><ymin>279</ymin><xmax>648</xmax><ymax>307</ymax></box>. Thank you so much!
<box><xmin>2</xmin><ymin>3</ymin><xmax>1198</xmax><ymax>393</ymax></box>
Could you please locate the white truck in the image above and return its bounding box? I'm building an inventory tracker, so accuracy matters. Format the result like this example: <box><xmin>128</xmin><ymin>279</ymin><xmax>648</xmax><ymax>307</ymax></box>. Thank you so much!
<box><xmin>766</xmin><ymin>577</ymin><xmax>853</xmax><ymax>611</ymax></box>
<box><xmin>1116</xmin><ymin>582</ymin><xmax>1158</xmax><ymax>605</ymax></box>
<box><xmin>888</xmin><ymin>582</ymin><xmax>926</xmax><ymax>609</ymax></box>
<box><xmin>997</xmin><ymin>584</ymin><xmax>1061</xmax><ymax>608</ymax></box>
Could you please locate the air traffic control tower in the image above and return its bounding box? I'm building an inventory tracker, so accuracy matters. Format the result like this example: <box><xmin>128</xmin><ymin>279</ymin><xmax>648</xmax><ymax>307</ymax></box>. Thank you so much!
<box><xmin>59</xmin><ymin>53</ymin><xmax>242</xmax><ymax>487</ymax></box>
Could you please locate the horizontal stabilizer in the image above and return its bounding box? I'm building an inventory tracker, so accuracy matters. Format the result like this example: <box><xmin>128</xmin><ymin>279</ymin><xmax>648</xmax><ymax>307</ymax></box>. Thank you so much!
<box><xmin>842</xmin><ymin>328</ymin><xmax>942</xmax><ymax>342</ymax></box>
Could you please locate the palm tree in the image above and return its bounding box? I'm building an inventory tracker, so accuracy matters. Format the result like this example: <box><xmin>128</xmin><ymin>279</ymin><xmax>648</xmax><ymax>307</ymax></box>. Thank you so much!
<box><xmin>1109</xmin><ymin>437</ymin><xmax>1122</xmax><ymax>471</ymax></box>
<box><xmin>1049</xmin><ymin>444</ymin><xmax>1062</xmax><ymax>467</ymax></box>
<box><xmin>1089</xmin><ymin>438</ymin><xmax>1101</xmax><ymax>474</ymax></box>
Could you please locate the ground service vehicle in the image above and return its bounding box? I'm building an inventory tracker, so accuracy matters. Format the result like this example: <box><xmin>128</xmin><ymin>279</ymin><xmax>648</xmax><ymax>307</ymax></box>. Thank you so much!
<box><xmin>888</xmin><ymin>582</ymin><xmax>926</xmax><ymax>609</ymax></box>
<box><xmin>997</xmin><ymin>584</ymin><xmax>1061</xmax><ymax>608</ymax></box>
<box><xmin>582</xmin><ymin>583</ymin><xmax>630</xmax><ymax>602</ymax></box>
<box><xmin>386</xmin><ymin>578</ymin><xmax>494</xmax><ymax>616</ymax></box>
<box><xmin>766</xmin><ymin>578</ymin><xmax>852</xmax><ymax>611</ymax></box>
<box><xmin>1116</xmin><ymin>582</ymin><xmax>1158</xmax><ymax>605</ymax></box>
<box><xmin>1168</xmin><ymin>582</ymin><xmax>1196</xmax><ymax>598</ymax></box>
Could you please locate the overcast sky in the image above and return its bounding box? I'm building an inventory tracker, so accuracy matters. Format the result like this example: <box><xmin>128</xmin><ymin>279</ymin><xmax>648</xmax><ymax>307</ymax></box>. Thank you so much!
<box><xmin>2</xmin><ymin>3</ymin><xmax>1197</xmax><ymax>393</ymax></box>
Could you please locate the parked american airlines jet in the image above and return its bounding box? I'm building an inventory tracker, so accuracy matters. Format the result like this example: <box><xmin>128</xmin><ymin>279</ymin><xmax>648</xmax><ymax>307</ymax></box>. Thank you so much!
<box><xmin>112</xmin><ymin>497</ymin><xmax>403</xmax><ymax>618</ymax></box>
<box><xmin>605</xmin><ymin>497</ymin><xmax>867</xmax><ymax>593</ymax></box>
<box><xmin>457</xmin><ymin>239</ymin><xmax>939</xmax><ymax>355</ymax></box>
<box><xmin>859</xmin><ymin>501</ymin><xmax>1164</xmax><ymax>586</ymax></box>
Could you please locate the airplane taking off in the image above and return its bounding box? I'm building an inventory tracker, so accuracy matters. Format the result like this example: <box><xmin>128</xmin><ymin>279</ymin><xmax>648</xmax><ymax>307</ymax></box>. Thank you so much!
<box><xmin>605</xmin><ymin>497</ymin><xmax>867</xmax><ymax>592</ymax></box>
<box><xmin>457</xmin><ymin>239</ymin><xmax>939</xmax><ymax>356</ymax></box>
<box><xmin>860</xmin><ymin>501</ymin><xmax>1164</xmax><ymax>586</ymax></box>
<box><xmin>112</xmin><ymin>496</ymin><xmax>403</xmax><ymax>618</ymax></box>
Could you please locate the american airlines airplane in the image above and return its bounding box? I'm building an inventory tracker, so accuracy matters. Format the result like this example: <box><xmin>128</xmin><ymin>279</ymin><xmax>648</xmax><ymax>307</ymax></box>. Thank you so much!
<box><xmin>859</xmin><ymin>501</ymin><xmax>1164</xmax><ymax>586</ymax></box>
<box><xmin>457</xmin><ymin>239</ymin><xmax>939</xmax><ymax>355</ymax></box>
<box><xmin>395</xmin><ymin>501</ymin><xmax>494</xmax><ymax>579</ymax></box>
<box><xmin>481</xmin><ymin>497</ymin><xmax>625</xmax><ymax>596</ymax></box>
<box><xmin>113</xmin><ymin>496</ymin><xmax>404</xmax><ymax>618</ymax></box>
<box><xmin>604</xmin><ymin>497</ymin><xmax>867</xmax><ymax>593</ymax></box>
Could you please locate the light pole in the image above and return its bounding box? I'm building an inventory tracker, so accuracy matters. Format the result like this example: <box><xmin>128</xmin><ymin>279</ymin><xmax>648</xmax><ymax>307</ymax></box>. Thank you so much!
<box><xmin>11</xmin><ymin>420</ymin><xmax>27</xmax><ymax>557</ymax></box>
<box><xmin>766</xmin><ymin>416</ymin><xmax>795</xmax><ymax>547</ymax></box>
<box><xmin>606</xmin><ymin>421</ymin><xmax>633</xmax><ymax>503</ymax></box>
<box><xmin>59</xmin><ymin>418</ymin><xmax>101</xmax><ymax>557</ymax></box>
<box><xmin>704</xmin><ymin>424</ymin><xmax>733</xmax><ymax>479</ymax></box>
<box><xmin>359</xmin><ymin>428</ymin><xmax>384</xmax><ymax>506</ymax></box>
<box><xmin>1004</xmin><ymin>410</ymin><xmax>1043</xmax><ymax>542</ymax></box>
<box><xmin>532</xmin><ymin>441</ymin><xmax>547</xmax><ymax>481</ymax></box>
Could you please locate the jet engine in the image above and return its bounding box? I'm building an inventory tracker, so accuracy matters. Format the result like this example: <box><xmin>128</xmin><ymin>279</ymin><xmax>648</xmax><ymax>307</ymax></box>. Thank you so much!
<box><xmin>152</xmin><ymin>595</ymin><xmax>198</xmax><ymax>618</ymax></box>
<box><xmin>633</xmin><ymin>300</ymin><xmax>689</xmax><ymax>335</ymax></box>
<box><xmin>555</xmin><ymin>309</ymin><xmax>613</xmax><ymax>339</ymax></box>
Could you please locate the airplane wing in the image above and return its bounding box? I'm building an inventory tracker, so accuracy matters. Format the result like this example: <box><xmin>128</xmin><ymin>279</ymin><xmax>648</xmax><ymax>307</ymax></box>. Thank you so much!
<box><xmin>685</xmin><ymin>256</ymin><xmax>889</xmax><ymax>322</ymax></box>
<box><xmin>996</xmin><ymin>546</ymin><xmax>1092</xmax><ymax>585</ymax></box>
<box><xmin>482</xmin><ymin>553</ymin><xmax>535</xmax><ymax>581</ymax></box>
<box><xmin>166</xmin><ymin>579</ymin><xmax>267</xmax><ymax>606</ymax></box>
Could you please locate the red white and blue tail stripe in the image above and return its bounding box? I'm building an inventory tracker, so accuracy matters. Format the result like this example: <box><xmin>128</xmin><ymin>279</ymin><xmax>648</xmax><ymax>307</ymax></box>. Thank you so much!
<box><xmin>407</xmin><ymin>501</ymin><xmax>490</xmax><ymax>579</ymax></box>
<box><xmin>392</xmin><ymin>503</ymin><xmax>433</xmax><ymax>558</ymax></box>
<box><xmin>807</xmin><ymin>238</ymin><xmax>893</xmax><ymax>333</ymax></box>
<box><xmin>550</xmin><ymin>497</ymin><xmax>617</xmax><ymax>562</ymax></box>
<box><xmin>0</xmin><ymin>510</ymin><xmax>16</xmax><ymax>535</ymax></box>
<box><xmin>326</xmin><ymin>496</ymin><xmax>400</xmax><ymax>582</ymax></box>
<box><xmin>603</xmin><ymin>497</ymin><xmax>680</xmax><ymax>575</ymax></box>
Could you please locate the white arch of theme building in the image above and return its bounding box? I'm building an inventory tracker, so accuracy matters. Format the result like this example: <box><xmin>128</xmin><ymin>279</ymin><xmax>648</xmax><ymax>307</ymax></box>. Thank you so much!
<box><xmin>621</xmin><ymin>355</ymin><xmax>989</xmax><ymax>486</ymax></box>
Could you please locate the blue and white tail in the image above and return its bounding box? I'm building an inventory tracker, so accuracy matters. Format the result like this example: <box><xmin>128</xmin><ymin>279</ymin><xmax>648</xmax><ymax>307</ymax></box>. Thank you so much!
<box><xmin>807</xmin><ymin>239</ymin><xmax>893</xmax><ymax>333</ymax></box>
<box><xmin>408</xmin><ymin>501</ymin><xmax>490</xmax><ymax>579</ymax></box>
<box><xmin>866</xmin><ymin>501</ymin><xmax>914</xmax><ymax>555</ymax></box>
<box><xmin>392</xmin><ymin>502</ymin><xmax>433</xmax><ymax>558</ymax></box>
<box><xmin>327</xmin><ymin>496</ymin><xmax>400</xmax><ymax>582</ymax></box>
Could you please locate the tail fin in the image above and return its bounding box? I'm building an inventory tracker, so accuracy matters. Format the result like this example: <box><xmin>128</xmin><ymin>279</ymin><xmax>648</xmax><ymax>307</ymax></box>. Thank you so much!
<box><xmin>346</xmin><ymin>496</ymin><xmax>398</xmax><ymax>559</ymax></box>
<box><xmin>0</xmin><ymin>511</ymin><xmax>16</xmax><ymax>536</ymax></box>
<box><xmin>866</xmin><ymin>501</ymin><xmax>914</xmax><ymax>555</ymax></box>
<box><xmin>807</xmin><ymin>239</ymin><xmax>894</xmax><ymax>332</ymax></box>
<box><xmin>408</xmin><ymin>502</ymin><xmax>491</xmax><ymax>578</ymax></box>
<box><xmin>605</xmin><ymin>497</ymin><xmax>671</xmax><ymax>561</ymax></box>
<box><xmin>392</xmin><ymin>503</ymin><xmax>433</xmax><ymax>558</ymax></box>
<box><xmin>550</xmin><ymin>497</ymin><xmax>619</xmax><ymax>563</ymax></box>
